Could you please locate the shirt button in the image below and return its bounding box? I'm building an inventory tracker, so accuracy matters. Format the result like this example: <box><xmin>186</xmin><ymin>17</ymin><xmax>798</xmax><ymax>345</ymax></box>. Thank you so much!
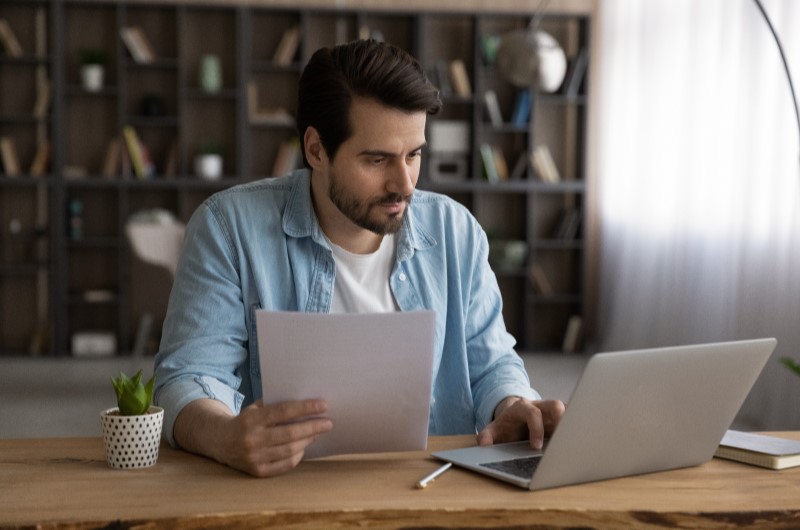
<box><xmin>399</xmin><ymin>273</ymin><xmax>407</xmax><ymax>281</ymax></box>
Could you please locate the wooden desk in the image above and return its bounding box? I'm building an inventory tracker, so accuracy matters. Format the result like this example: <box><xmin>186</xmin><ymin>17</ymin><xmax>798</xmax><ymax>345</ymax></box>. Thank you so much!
<box><xmin>2</xmin><ymin>434</ymin><xmax>800</xmax><ymax>529</ymax></box>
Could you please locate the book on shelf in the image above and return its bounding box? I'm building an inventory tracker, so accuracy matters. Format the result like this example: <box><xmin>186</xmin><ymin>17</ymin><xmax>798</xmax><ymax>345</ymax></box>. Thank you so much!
<box><xmin>529</xmin><ymin>262</ymin><xmax>554</xmax><ymax>296</ymax></box>
<box><xmin>479</xmin><ymin>143</ymin><xmax>499</xmax><ymax>183</ymax></box>
<box><xmin>715</xmin><ymin>430</ymin><xmax>800</xmax><ymax>470</ymax></box>
<box><xmin>101</xmin><ymin>138</ymin><xmax>121</xmax><ymax>179</ymax></box>
<box><xmin>561</xmin><ymin>315</ymin><xmax>583</xmax><ymax>353</ymax></box>
<box><xmin>433</xmin><ymin>61</ymin><xmax>452</xmax><ymax>98</ymax></box>
<box><xmin>29</xmin><ymin>141</ymin><xmax>51</xmax><ymax>177</ymax></box>
<box><xmin>0</xmin><ymin>19</ymin><xmax>23</xmax><ymax>57</ymax></box>
<box><xmin>273</xmin><ymin>26</ymin><xmax>300</xmax><ymax>65</ymax></box>
<box><xmin>0</xmin><ymin>136</ymin><xmax>21</xmax><ymax>176</ymax></box>
<box><xmin>492</xmin><ymin>146</ymin><xmax>509</xmax><ymax>181</ymax></box>
<box><xmin>555</xmin><ymin>208</ymin><xmax>582</xmax><ymax>240</ymax></box>
<box><xmin>122</xmin><ymin>126</ymin><xmax>154</xmax><ymax>179</ymax></box>
<box><xmin>120</xmin><ymin>26</ymin><xmax>155</xmax><ymax>64</ymax></box>
<box><xmin>272</xmin><ymin>138</ymin><xmax>301</xmax><ymax>177</ymax></box>
<box><xmin>563</xmin><ymin>47</ymin><xmax>589</xmax><ymax>97</ymax></box>
<box><xmin>162</xmin><ymin>141</ymin><xmax>177</xmax><ymax>179</ymax></box>
<box><xmin>509</xmin><ymin>151</ymin><xmax>529</xmax><ymax>180</ymax></box>
<box><xmin>448</xmin><ymin>59</ymin><xmax>472</xmax><ymax>97</ymax></box>
<box><xmin>532</xmin><ymin>144</ymin><xmax>561</xmax><ymax>183</ymax></box>
<box><xmin>33</xmin><ymin>79</ymin><xmax>51</xmax><ymax>119</ymax></box>
<box><xmin>484</xmin><ymin>89</ymin><xmax>504</xmax><ymax>127</ymax></box>
<box><xmin>511</xmin><ymin>89</ymin><xmax>532</xmax><ymax>126</ymax></box>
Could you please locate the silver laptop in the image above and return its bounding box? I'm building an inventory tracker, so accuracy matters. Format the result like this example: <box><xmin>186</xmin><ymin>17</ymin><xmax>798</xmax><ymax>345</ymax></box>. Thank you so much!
<box><xmin>432</xmin><ymin>338</ymin><xmax>776</xmax><ymax>490</ymax></box>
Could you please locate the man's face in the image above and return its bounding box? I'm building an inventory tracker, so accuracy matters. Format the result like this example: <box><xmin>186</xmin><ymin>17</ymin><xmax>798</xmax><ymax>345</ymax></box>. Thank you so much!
<box><xmin>318</xmin><ymin>97</ymin><xmax>427</xmax><ymax>236</ymax></box>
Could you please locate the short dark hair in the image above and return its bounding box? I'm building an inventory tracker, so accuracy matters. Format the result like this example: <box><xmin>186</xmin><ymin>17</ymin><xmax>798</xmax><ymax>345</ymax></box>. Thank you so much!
<box><xmin>297</xmin><ymin>39</ymin><xmax>442</xmax><ymax>168</ymax></box>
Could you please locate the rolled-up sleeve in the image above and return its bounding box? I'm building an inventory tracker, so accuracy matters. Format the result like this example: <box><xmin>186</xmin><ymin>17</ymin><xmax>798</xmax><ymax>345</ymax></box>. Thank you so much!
<box><xmin>153</xmin><ymin>200</ymin><xmax>250</xmax><ymax>447</ymax></box>
<box><xmin>466</xmin><ymin>225</ymin><xmax>540</xmax><ymax>432</ymax></box>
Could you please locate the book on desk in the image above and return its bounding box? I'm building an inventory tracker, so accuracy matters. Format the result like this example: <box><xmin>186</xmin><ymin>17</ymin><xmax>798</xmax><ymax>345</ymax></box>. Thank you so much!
<box><xmin>715</xmin><ymin>430</ymin><xmax>800</xmax><ymax>470</ymax></box>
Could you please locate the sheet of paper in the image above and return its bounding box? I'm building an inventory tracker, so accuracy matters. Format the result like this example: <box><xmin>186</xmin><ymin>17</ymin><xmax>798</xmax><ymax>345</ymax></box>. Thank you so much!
<box><xmin>256</xmin><ymin>310</ymin><xmax>435</xmax><ymax>459</ymax></box>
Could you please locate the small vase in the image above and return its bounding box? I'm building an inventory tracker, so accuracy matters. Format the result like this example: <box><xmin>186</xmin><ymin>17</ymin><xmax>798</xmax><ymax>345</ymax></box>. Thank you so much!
<box><xmin>199</xmin><ymin>54</ymin><xmax>222</xmax><ymax>94</ymax></box>
<box><xmin>194</xmin><ymin>153</ymin><xmax>223</xmax><ymax>181</ymax></box>
<box><xmin>100</xmin><ymin>406</ymin><xmax>164</xmax><ymax>469</ymax></box>
<box><xmin>81</xmin><ymin>64</ymin><xmax>105</xmax><ymax>92</ymax></box>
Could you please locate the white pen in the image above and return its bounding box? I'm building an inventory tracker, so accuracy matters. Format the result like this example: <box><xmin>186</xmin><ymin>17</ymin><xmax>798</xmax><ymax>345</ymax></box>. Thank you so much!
<box><xmin>415</xmin><ymin>462</ymin><xmax>453</xmax><ymax>489</ymax></box>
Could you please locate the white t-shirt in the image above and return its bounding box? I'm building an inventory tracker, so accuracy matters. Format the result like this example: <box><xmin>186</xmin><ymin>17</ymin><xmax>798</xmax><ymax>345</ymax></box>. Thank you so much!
<box><xmin>328</xmin><ymin>234</ymin><xmax>399</xmax><ymax>313</ymax></box>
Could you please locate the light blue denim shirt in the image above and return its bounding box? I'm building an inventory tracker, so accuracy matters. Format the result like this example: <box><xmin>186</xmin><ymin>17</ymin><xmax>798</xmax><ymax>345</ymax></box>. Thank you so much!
<box><xmin>154</xmin><ymin>169</ymin><xmax>540</xmax><ymax>447</ymax></box>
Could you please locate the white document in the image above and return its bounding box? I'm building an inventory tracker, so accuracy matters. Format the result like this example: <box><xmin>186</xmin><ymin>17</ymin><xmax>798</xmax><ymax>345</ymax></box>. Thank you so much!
<box><xmin>256</xmin><ymin>310</ymin><xmax>436</xmax><ymax>459</ymax></box>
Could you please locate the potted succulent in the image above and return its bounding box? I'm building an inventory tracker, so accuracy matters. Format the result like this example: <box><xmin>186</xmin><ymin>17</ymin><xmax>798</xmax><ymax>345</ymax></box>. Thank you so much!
<box><xmin>100</xmin><ymin>369</ymin><xmax>163</xmax><ymax>469</ymax></box>
<box><xmin>78</xmin><ymin>48</ymin><xmax>108</xmax><ymax>92</ymax></box>
<box><xmin>194</xmin><ymin>139</ymin><xmax>223</xmax><ymax>181</ymax></box>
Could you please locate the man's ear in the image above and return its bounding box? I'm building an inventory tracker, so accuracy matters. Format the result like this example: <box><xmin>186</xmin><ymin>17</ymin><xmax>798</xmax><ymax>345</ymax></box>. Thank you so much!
<box><xmin>303</xmin><ymin>126</ymin><xmax>327</xmax><ymax>169</ymax></box>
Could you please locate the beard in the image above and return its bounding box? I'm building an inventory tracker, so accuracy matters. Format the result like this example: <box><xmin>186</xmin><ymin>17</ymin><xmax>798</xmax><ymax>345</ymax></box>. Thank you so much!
<box><xmin>328</xmin><ymin>170</ymin><xmax>412</xmax><ymax>235</ymax></box>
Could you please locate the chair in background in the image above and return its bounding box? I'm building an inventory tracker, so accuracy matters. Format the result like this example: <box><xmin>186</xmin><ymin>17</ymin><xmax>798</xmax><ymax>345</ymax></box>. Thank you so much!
<box><xmin>125</xmin><ymin>212</ymin><xmax>186</xmax><ymax>356</ymax></box>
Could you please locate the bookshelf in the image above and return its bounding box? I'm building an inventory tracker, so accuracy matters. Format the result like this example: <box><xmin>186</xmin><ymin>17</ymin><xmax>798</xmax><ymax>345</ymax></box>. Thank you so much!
<box><xmin>0</xmin><ymin>0</ymin><xmax>592</xmax><ymax>356</ymax></box>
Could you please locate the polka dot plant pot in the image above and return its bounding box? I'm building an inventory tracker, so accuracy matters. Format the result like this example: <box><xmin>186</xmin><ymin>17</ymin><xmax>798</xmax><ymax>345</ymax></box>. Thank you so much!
<box><xmin>100</xmin><ymin>406</ymin><xmax>164</xmax><ymax>469</ymax></box>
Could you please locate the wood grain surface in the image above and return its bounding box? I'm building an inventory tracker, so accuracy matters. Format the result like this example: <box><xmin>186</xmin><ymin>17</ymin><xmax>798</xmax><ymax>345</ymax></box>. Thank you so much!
<box><xmin>2</xmin><ymin>434</ymin><xmax>800</xmax><ymax>529</ymax></box>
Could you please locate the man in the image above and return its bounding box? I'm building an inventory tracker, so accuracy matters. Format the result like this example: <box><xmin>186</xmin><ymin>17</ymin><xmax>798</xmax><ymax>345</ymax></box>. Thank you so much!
<box><xmin>154</xmin><ymin>39</ymin><xmax>564</xmax><ymax>478</ymax></box>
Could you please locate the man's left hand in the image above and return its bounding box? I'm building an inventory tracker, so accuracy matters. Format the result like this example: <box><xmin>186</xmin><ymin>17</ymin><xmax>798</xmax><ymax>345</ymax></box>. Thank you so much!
<box><xmin>476</xmin><ymin>397</ymin><xmax>565</xmax><ymax>450</ymax></box>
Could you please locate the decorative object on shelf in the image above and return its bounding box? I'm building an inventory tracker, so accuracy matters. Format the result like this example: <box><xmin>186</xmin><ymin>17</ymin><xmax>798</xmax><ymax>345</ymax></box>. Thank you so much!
<box><xmin>139</xmin><ymin>94</ymin><xmax>167</xmax><ymax>117</ymax></box>
<box><xmin>78</xmin><ymin>48</ymin><xmax>108</xmax><ymax>92</ymax></box>
<box><xmin>67</xmin><ymin>198</ymin><xmax>83</xmax><ymax>240</ymax></box>
<box><xmin>495</xmin><ymin>25</ymin><xmax>567</xmax><ymax>92</ymax></box>
<box><xmin>480</xmin><ymin>33</ymin><xmax>501</xmax><ymax>66</ymax></box>
<box><xmin>194</xmin><ymin>140</ymin><xmax>223</xmax><ymax>181</ymax></box>
<box><xmin>488</xmin><ymin>238</ymin><xmax>528</xmax><ymax>271</ymax></box>
<box><xmin>101</xmin><ymin>370</ymin><xmax>163</xmax><ymax>470</ymax></box>
<box><xmin>199</xmin><ymin>54</ymin><xmax>222</xmax><ymax>93</ymax></box>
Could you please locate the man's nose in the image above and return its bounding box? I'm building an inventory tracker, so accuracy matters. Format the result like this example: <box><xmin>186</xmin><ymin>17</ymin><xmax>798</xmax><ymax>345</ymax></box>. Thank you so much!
<box><xmin>386</xmin><ymin>160</ymin><xmax>416</xmax><ymax>196</ymax></box>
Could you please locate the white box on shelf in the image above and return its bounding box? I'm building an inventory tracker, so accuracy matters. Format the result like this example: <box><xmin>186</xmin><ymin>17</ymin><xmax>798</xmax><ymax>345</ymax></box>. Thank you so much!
<box><xmin>71</xmin><ymin>331</ymin><xmax>117</xmax><ymax>357</ymax></box>
<box><xmin>429</xmin><ymin>120</ymin><xmax>470</xmax><ymax>155</ymax></box>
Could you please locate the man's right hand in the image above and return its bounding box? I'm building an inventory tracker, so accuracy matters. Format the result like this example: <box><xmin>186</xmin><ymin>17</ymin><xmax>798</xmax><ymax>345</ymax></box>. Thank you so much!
<box><xmin>173</xmin><ymin>398</ymin><xmax>333</xmax><ymax>477</ymax></box>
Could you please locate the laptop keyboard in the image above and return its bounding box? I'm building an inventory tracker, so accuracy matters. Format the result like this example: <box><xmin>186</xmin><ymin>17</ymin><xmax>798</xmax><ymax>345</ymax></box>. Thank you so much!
<box><xmin>480</xmin><ymin>456</ymin><xmax>542</xmax><ymax>479</ymax></box>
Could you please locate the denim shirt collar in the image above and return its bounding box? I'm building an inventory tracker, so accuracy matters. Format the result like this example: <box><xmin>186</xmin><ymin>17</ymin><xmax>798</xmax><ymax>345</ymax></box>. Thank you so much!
<box><xmin>281</xmin><ymin>168</ymin><xmax>437</xmax><ymax>260</ymax></box>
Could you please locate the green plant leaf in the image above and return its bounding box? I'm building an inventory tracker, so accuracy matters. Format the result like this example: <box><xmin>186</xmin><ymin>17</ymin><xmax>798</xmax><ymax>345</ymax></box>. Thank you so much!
<box><xmin>781</xmin><ymin>357</ymin><xmax>800</xmax><ymax>377</ymax></box>
<box><xmin>111</xmin><ymin>369</ymin><xmax>156</xmax><ymax>416</ymax></box>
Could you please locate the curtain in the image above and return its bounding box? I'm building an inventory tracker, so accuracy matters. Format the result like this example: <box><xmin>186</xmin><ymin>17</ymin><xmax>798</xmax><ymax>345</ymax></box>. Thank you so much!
<box><xmin>594</xmin><ymin>0</ymin><xmax>800</xmax><ymax>430</ymax></box>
